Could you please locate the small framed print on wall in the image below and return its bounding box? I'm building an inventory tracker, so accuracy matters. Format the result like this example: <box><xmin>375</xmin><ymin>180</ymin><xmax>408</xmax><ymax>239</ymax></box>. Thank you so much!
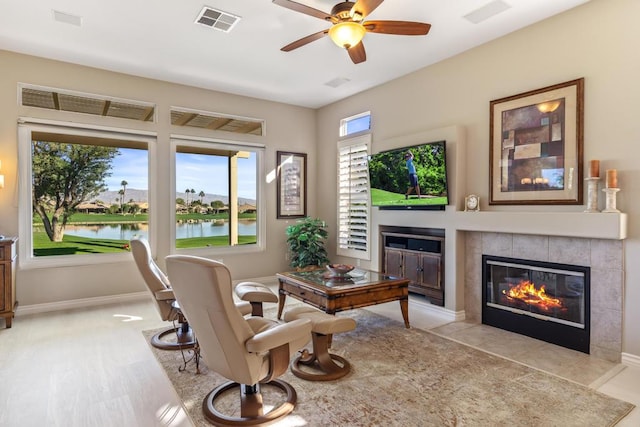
<box><xmin>489</xmin><ymin>78</ymin><xmax>584</xmax><ymax>205</ymax></box>
<box><xmin>276</xmin><ymin>151</ymin><xmax>307</xmax><ymax>219</ymax></box>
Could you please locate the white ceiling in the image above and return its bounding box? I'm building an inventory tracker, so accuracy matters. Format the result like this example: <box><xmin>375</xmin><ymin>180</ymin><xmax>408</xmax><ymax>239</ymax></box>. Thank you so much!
<box><xmin>0</xmin><ymin>0</ymin><xmax>590</xmax><ymax>109</ymax></box>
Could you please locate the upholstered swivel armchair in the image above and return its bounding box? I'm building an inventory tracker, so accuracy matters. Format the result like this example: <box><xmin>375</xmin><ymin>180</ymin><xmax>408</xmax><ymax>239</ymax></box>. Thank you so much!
<box><xmin>165</xmin><ymin>255</ymin><xmax>312</xmax><ymax>426</ymax></box>
<box><xmin>130</xmin><ymin>237</ymin><xmax>252</xmax><ymax>350</ymax></box>
<box><xmin>130</xmin><ymin>237</ymin><xmax>194</xmax><ymax>350</ymax></box>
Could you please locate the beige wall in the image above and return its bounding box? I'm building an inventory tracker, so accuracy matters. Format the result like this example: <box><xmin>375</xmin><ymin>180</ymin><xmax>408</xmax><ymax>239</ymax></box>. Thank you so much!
<box><xmin>317</xmin><ymin>0</ymin><xmax>640</xmax><ymax>356</ymax></box>
<box><xmin>0</xmin><ymin>50</ymin><xmax>316</xmax><ymax>306</ymax></box>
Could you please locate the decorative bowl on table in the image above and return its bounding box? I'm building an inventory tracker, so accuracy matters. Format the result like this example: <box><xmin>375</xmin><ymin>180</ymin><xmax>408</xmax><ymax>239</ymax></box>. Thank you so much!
<box><xmin>325</xmin><ymin>263</ymin><xmax>355</xmax><ymax>278</ymax></box>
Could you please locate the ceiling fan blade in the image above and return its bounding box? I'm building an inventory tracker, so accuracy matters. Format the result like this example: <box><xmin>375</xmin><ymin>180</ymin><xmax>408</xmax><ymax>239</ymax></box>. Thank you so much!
<box><xmin>348</xmin><ymin>42</ymin><xmax>366</xmax><ymax>64</ymax></box>
<box><xmin>351</xmin><ymin>0</ymin><xmax>384</xmax><ymax>20</ymax></box>
<box><xmin>281</xmin><ymin>29</ymin><xmax>329</xmax><ymax>52</ymax></box>
<box><xmin>272</xmin><ymin>0</ymin><xmax>332</xmax><ymax>20</ymax></box>
<box><xmin>364</xmin><ymin>20</ymin><xmax>431</xmax><ymax>35</ymax></box>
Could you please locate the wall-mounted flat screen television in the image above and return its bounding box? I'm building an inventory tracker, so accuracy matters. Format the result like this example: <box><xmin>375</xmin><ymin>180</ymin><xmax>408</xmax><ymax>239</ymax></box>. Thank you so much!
<box><xmin>368</xmin><ymin>140</ymin><xmax>449</xmax><ymax>210</ymax></box>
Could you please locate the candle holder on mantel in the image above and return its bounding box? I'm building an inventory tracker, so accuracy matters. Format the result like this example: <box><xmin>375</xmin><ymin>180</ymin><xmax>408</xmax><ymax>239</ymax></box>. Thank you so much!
<box><xmin>584</xmin><ymin>177</ymin><xmax>600</xmax><ymax>213</ymax></box>
<box><xmin>602</xmin><ymin>187</ymin><xmax>621</xmax><ymax>213</ymax></box>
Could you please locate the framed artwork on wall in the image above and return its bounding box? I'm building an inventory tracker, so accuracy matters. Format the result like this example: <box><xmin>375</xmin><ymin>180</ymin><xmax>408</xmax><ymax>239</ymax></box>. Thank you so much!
<box><xmin>276</xmin><ymin>151</ymin><xmax>307</xmax><ymax>219</ymax></box>
<box><xmin>489</xmin><ymin>78</ymin><xmax>584</xmax><ymax>205</ymax></box>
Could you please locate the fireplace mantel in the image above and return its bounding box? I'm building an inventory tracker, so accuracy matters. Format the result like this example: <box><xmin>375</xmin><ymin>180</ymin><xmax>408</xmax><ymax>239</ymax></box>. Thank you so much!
<box><xmin>454</xmin><ymin>212</ymin><xmax>627</xmax><ymax>240</ymax></box>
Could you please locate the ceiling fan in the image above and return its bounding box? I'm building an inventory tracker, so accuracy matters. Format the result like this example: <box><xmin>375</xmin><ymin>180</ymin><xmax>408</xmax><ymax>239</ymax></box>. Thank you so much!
<box><xmin>273</xmin><ymin>0</ymin><xmax>431</xmax><ymax>64</ymax></box>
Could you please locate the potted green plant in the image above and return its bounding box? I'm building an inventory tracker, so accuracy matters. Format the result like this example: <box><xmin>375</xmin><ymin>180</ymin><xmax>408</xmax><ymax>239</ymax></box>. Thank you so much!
<box><xmin>286</xmin><ymin>217</ymin><xmax>329</xmax><ymax>270</ymax></box>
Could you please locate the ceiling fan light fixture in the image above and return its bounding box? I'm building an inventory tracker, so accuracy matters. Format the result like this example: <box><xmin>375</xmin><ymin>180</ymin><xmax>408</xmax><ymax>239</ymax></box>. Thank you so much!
<box><xmin>328</xmin><ymin>22</ymin><xmax>365</xmax><ymax>49</ymax></box>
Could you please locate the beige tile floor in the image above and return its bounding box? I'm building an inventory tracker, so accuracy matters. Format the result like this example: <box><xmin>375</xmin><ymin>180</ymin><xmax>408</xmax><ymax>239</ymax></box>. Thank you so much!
<box><xmin>0</xmin><ymin>292</ymin><xmax>637</xmax><ymax>426</ymax></box>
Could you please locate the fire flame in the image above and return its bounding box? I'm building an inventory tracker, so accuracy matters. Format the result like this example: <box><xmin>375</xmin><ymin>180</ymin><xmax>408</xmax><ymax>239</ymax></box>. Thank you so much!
<box><xmin>502</xmin><ymin>280</ymin><xmax>562</xmax><ymax>311</ymax></box>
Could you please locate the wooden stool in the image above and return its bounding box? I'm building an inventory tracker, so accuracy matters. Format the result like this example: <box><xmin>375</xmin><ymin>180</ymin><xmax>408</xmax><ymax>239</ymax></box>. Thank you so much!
<box><xmin>284</xmin><ymin>306</ymin><xmax>356</xmax><ymax>381</ymax></box>
<box><xmin>235</xmin><ymin>281</ymin><xmax>278</xmax><ymax>317</ymax></box>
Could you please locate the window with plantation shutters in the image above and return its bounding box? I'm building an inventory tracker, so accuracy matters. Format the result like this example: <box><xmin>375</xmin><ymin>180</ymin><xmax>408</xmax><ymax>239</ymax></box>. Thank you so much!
<box><xmin>337</xmin><ymin>134</ymin><xmax>371</xmax><ymax>260</ymax></box>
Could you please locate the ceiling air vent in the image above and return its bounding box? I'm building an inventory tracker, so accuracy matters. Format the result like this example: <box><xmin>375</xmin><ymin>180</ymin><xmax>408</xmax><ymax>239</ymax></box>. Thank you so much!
<box><xmin>324</xmin><ymin>77</ymin><xmax>351</xmax><ymax>88</ymax></box>
<box><xmin>52</xmin><ymin>10</ymin><xmax>83</xmax><ymax>27</ymax></box>
<box><xmin>195</xmin><ymin>6</ymin><xmax>240</xmax><ymax>32</ymax></box>
<box><xmin>463</xmin><ymin>0</ymin><xmax>511</xmax><ymax>24</ymax></box>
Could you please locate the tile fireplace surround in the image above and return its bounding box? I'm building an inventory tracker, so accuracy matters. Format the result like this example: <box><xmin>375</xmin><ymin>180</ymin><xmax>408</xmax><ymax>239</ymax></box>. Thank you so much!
<box><xmin>464</xmin><ymin>231</ymin><xmax>623</xmax><ymax>362</ymax></box>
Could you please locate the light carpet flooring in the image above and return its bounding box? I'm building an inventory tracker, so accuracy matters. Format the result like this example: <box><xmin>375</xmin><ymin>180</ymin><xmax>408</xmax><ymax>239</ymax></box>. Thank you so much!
<box><xmin>0</xmin><ymin>290</ymin><xmax>638</xmax><ymax>427</ymax></box>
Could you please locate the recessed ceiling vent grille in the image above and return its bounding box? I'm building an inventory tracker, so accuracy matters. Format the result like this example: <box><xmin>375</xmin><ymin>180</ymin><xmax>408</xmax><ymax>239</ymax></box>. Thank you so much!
<box><xmin>463</xmin><ymin>0</ymin><xmax>511</xmax><ymax>24</ymax></box>
<box><xmin>171</xmin><ymin>108</ymin><xmax>264</xmax><ymax>136</ymax></box>
<box><xmin>20</xmin><ymin>85</ymin><xmax>155</xmax><ymax>122</ymax></box>
<box><xmin>195</xmin><ymin>6</ymin><xmax>240</xmax><ymax>32</ymax></box>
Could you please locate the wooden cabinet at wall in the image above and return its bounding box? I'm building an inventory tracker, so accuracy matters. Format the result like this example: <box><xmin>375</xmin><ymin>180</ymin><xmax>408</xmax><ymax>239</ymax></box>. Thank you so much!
<box><xmin>382</xmin><ymin>232</ymin><xmax>444</xmax><ymax>306</ymax></box>
<box><xmin>0</xmin><ymin>237</ymin><xmax>18</xmax><ymax>328</ymax></box>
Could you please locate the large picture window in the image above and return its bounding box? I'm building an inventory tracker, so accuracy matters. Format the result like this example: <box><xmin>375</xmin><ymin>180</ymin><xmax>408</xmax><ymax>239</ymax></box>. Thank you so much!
<box><xmin>18</xmin><ymin>121</ymin><xmax>154</xmax><ymax>267</ymax></box>
<box><xmin>171</xmin><ymin>137</ymin><xmax>264</xmax><ymax>253</ymax></box>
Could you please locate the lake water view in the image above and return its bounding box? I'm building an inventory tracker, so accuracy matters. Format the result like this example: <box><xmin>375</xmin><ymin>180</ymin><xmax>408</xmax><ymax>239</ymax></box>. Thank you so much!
<box><xmin>62</xmin><ymin>220</ymin><xmax>257</xmax><ymax>240</ymax></box>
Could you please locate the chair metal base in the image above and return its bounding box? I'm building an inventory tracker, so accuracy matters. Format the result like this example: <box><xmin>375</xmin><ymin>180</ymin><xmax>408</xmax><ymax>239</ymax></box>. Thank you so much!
<box><xmin>150</xmin><ymin>324</ymin><xmax>196</xmax><ymax>351</ymax></box>
<box><xmin>202</xmin><ymin>379</ymin><xmax>296</xmax><ymax>426</ymax></box>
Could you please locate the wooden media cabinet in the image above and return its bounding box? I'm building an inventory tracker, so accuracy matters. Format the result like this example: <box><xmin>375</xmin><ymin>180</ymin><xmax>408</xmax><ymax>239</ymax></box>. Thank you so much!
<box><xmin>380</xmin><ymin>228</ymin><xmax>444</xmax><ymax>306</ymax></box>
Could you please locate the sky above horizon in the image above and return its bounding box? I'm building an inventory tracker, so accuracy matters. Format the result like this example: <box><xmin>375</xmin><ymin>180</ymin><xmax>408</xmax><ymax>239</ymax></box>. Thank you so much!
<box><xmin>103</xmin><ymin>148</ymin><xmax>257</xmax><ymax>198</ymax></box>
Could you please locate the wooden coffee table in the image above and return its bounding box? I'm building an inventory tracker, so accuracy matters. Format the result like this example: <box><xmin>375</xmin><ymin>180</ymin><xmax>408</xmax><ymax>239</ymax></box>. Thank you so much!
<box><xmin>276</xmin><ymin>268</ymin><xmax>410</xmax><ymax>328</ymax></box>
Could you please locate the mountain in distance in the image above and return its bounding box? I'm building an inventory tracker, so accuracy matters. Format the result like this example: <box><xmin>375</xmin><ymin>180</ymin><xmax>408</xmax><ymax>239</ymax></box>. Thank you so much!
<box><xmin>94</xmin><ymin>189</ymin><xmax>256</xmax><ymax>206</ymax></box>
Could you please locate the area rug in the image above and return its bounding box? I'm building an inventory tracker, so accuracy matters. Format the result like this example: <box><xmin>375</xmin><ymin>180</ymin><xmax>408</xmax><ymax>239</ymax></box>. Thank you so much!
<box><xmin>144</xmin><ymin>309</ymin><xmax>634</xmax><ymax>426</ymax></box>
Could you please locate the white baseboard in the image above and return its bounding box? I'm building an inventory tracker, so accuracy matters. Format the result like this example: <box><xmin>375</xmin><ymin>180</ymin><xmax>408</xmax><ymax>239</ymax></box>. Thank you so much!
<box><xmin>14</xmin><ymin>275</ymin><xmax>280</xmax><ymax>317</ymax></box>
<box><xmin>16</xmin><ymin>291</ymin><xmax>149</xmax><ymax>316</ymax></box>
<box><xmin>409</xmin><ymin>297</ymin><xmax>465</xmax><ymax>322</ymax></box>
<box><xmin>15</xmin><ymin>276</ymin><xmax>279</xmax><ymax>317</ymax></box>
<box><xmin>621</xmin><ymin>352</ymin><xmax>640</xmax><ymax>368</ymax></box>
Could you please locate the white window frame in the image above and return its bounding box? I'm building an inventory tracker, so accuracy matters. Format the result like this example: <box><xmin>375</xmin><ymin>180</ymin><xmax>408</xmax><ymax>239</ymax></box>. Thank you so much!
<box><xmin>17</xmin><ymin>118</ymin><xmax>157</xmax><ymax>269</ymax></box>
<box><xmin>169</xmin><ymin>134</ymin><xmax>266</xmax><ymax>256</ymax></box>
<box><xmin>337</xmin><ymin>133</ymin><xmax>371</xmax><ymax>260</ymax></box>
<box><xmin>339</xmin><ymin>111</ymin><xmax>371</xmax><ymax>137</ymax></box>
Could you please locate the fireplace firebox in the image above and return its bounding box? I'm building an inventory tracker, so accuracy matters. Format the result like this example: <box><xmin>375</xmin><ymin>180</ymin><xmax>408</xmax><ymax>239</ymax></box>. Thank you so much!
<box><xmin>482</xmin><ymin>255</ymin><xmax>590</xmax><ymax>353</ymax></box>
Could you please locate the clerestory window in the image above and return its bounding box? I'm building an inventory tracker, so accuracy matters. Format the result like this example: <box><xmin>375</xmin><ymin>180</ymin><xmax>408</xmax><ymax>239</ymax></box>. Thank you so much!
<box><xmin>339</xmin><ymin>111</ymin><xmax>371</xmax><ymax>137</ymax></box>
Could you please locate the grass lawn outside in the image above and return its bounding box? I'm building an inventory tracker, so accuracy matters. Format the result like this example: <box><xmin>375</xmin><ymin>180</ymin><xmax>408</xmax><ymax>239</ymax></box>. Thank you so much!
<box><xmin>33</xmin><ymin>212</ymin><xmax>256</xmax><ymax>224</ymax></box>
<box><xmin>33</xmin><ymin>213</ymin><xmax>149</xmax><ymax>224</ymax></box>
<box><xmin>33</xmin><ymin>232</ymin><xmax>257</xmax><ymax>256</ymax></box>
<box><xmin>33</xmin><ymin>233</ymin><xmax>132</xmax><ymax>256</ymax></box>
<box><xmin>32</xmin><ymin>211</ymin><xmax>258</xmax><ymax>256</ymax></box>
<box><xmin>33</xmin><ymin>212</ymin><xmax>257</xmax><ymax>257</ymax></box>
<box><xmin>174</xmin><ymin>235</ymin><xmax>257</xmax><ymax>249</ymax></box>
